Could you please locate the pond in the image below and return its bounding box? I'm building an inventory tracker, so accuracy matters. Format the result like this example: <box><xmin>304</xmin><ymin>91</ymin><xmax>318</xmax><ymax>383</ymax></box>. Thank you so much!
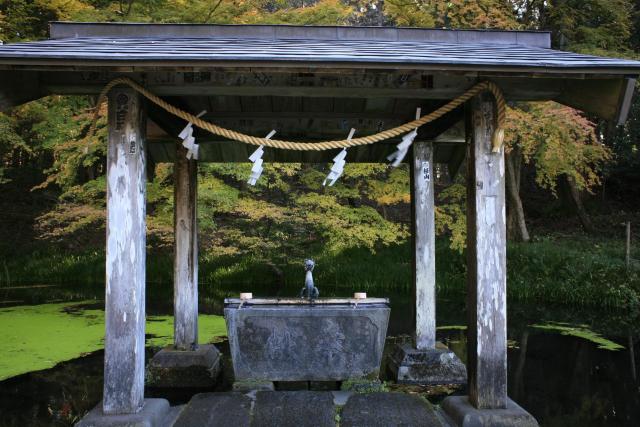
<box><xmin>0</xmin><ymin>283</ymin><xmax>638</xmax><ymax>426</ymax></box>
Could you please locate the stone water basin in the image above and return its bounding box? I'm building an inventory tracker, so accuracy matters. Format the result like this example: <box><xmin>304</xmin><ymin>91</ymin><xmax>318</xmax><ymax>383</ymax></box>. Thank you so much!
<box><xmin>224</xmin><ymin>297</ymin><xmax>390</xmax><ymax>382</ymax></box>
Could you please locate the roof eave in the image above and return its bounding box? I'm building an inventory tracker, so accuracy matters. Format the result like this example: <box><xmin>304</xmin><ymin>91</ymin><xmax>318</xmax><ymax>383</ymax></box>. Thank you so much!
<box><xmin>0</xmin><ymin>58</ymin><xmax>639</xmax><ymax>76</ymax></box>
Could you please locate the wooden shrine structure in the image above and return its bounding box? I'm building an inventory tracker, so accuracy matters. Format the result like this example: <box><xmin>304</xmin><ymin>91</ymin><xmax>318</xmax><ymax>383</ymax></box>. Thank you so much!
<box><xmin>1</xmin><ymin>22</ymin><xmax>639</xmax><ymax>426</ymax></box>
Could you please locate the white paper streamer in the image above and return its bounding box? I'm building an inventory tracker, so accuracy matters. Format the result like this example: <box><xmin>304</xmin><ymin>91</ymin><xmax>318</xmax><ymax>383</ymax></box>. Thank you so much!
<box><xmin>387</xmin><ymin>108</ymin><xmax>421</xmax><ymax>167</ymax></box>
<box><xmin>247</xmin><ymin>130</ymin><xmax>276</xmax><ymax>186</ymax></box>
<box><xmin>179</xmin><ymin>110</ymin><xmax>206</xmax><ymax>160</ymax></box>
<box><xmin>324</xmin><ymin>128</ymin><xmax>355</xmax><ymax>186</ymax></box>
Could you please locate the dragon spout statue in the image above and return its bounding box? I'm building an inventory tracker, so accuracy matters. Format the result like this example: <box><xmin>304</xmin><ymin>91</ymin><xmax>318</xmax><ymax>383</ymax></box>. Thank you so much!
<box><xmin>299</xmin><ymin>259</ymin><xmax>319</xmax><ymax>301</ymax></box>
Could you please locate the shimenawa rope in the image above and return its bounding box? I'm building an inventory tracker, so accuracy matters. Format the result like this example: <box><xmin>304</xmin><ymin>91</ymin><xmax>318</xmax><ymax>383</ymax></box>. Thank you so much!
<box><xmin>86</xmin><ymin>77</ymin><xmax>506</xmax><ymax>153</ymax></box>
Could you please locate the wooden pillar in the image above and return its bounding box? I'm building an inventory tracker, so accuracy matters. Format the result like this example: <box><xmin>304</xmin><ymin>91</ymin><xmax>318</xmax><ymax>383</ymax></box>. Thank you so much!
<box><xmin>104</xmin><ymin>88</ymin><xmax>146</xmax><ymax>415</ymax></box>
<box><xmin>412</xmin><ymin>140</ymin><xmax>436</xmax><ymax>350</ymax></box>
<box><xmin>466</xmin><ymin>94</ymin><xmax>508</xmax><ymax>409</ymax></box>
<box><xmin>173</xmin><ymin>143</ymin><xmax>199</xmax><ymax>350</ymax></box>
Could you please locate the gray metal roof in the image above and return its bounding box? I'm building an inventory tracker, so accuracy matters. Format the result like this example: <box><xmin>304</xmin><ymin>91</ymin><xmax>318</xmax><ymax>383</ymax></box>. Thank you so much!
<box><xmin>0</xmin><ymin>22</ymin><xmax>638</xmax><ymax>74</ymax></box>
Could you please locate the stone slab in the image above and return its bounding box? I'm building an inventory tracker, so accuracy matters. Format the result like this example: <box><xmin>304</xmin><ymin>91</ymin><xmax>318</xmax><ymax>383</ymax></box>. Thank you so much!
<box><xmin>76</xmin><ymin>398</ymin><xmax>171</xmax><ymax>427</ymax></box>
<box><xmin>164</xmin><ymin>405</ymin><xmax>186</xmax><ymax>427</ymax></box>
<box><xmin>224</xmin><ymin>302</ymin><xmax>390</xmax><ymax>381</ymax></box>
<box><xmin>146</xmin><ymin>344</ymin><xmax>221</xmax><ymax>388</ymax></box>
<box><xmin>252</xmin><ymin>391</ymin><xmax>335</xmax><ymax>427</ymax></box>
<box><xmin>340</xmin><ymin>379</ymin><xmax>386</xmax><ymax>393</ymax></box>
<box><xmin>172</xmin><ymin>393</ymin><xmax>251</xmax><ymax>427</ymax></box>
<box><xmin>442</xmin><ymin>396</ymin><xmax>539</xmax><ymax>427</ymax></box>
<box><xmin>340</xmin><ymin>392</ymin><xmax>444</xmax><ymax>427</ymax></box>
<box><xmin>232</xmin><ymin>380</ymin><xmax>275</xmax><ymax>392</ymax></box>
<box><xmin>389</xmin><ymin>343</ymin><xmax>467</xmax><ymax>385</ymax></box>
<box><xmin>332</xmin><ymin>390</ymin><xmax>353</xmax><ymax>406</ymax></box>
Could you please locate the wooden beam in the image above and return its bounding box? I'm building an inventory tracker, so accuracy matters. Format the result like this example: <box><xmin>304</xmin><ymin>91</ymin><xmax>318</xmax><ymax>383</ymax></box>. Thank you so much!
<box><xmin>146</xmin><ymin>138</ymin><xmax>463</xmax><ymax>164</ymax></box>
<box><xmin>198</xmin><ymin>111</ymin><xmax>424</xmax><ymax>120</ymax></box>
<box><xmin>147</xmin><ymin>97</ymin><xmax>189</xmax><ymax>136</ymax></box>
<box><xmin>418</xmin><ymin>106</ymin><xmax>464</xmax><ymax>140</ymax></box>
<box><xmin>466</xmin><ymin>94</ymin><xmax>507</xmax><ymax>409</ymax></box>
<box><xmin>412</xmin><ymin>140</ymin><xmax>436</xmax><ymax>350</ymax></box>
<box><xmin>555</xmin><ymin>78</ymin><xmax>635</xmax><ymax>122</ymax></box>
<box><xmin>104</xmin><ymin>88</ymin><xmax>147</xmax><ymax>414</ymax></box>
<box><xmin>149</xmin><ymin>113</ymin><xmax>413</xmax><ymax>139</ymax></box>
<box><xmin>4</xmin><ymin>58</ymin><xmax>638</xmax><ymax>75</ymax></box>
<box><xmin>43</xmin><ymin>81</ymin><xmax>562</xmax><ymax>100</ymax></box>
<box><xmin>39</xmin><ymin>71</ymin><xmax>564</xmax><ymax>101</ymax></box>
<box><xmin>173</xmin><ymin>142</ymin><xmax>199</xmax><ymax>351</ymax></box>
<box><xmin>616</xmin><ymin>78</ymin><xmax>636</xmax><ymax>125</ymax></box>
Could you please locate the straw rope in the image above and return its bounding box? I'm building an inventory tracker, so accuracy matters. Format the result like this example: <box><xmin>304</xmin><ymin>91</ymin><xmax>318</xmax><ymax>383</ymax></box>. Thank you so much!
<box><xmin>87</xmin><ymin>77</ymin><xmax>506</xmax><ymax>152</ymax></box>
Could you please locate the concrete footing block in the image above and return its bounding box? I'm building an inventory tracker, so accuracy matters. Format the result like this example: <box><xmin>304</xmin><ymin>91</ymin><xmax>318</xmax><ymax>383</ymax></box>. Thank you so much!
<box><xmin>76</xmin><ymin>398</ymin><xmax>171</xmax><ymax>427</ymax></box>
<box><xmin>442</xmin><ymin>396</ymin><xmax>539</xmax><ymax>427</ymax></box>
<box><xmin>388</xmin><ymin>343</ymin><xmax>467</xmax><ymax>385</ymax></box>
<box><xmin>145</xmin><ymin>344</ymin><xmax>221</xmax><ymax>388</ymax></box>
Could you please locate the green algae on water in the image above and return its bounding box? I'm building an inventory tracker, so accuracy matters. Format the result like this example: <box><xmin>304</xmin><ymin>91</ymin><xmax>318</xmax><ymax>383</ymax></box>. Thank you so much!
<box><xmin>144</xmin><ymin>314</ymin><xmax>227</xmax><ymax>347</ymax></box>
<box><xmin>530</xmin><ymin>321</ymin><xmax>624</xmax><ymax>351</ymax></box>
<box><xmin>0</xmin><ymin>301</ymin><xmax>226</xmax><ymax>381</ymax></box>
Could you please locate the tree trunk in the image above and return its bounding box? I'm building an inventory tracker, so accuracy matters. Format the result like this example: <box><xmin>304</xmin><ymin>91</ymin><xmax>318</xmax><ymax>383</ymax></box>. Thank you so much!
<box><xmin>565</xmin><ymin>175</ymin><xmax>595</xmax><ymax>233</ymax></box>
<box><xmin>505</xmin><ymin>148</ymin><xmax>530</xmax><ymax>242</ymax></box>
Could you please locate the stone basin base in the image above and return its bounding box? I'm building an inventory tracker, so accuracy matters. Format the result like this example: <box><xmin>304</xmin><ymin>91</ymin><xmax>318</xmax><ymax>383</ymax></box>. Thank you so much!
<box><xmin>224</xmin><ymin>298</ymin><xmax>390</xmax><ymax>382</ymax></box>
<box><xmin>145</xmin><ymin>344</ymin><xmax>221</xmax><ymax>388</ymax></box>
<box><xmin>442</xmin><ymin>396</ymin><xmax>539</xmax><ymax>427</ymax></box>
<box><xmin>76</xmin><ymin>398</ymin><xmax>172</xmax><ymax>427</ymax></box>
<box><xmin>388</xmin><ymin>343</ymin><xmax>467</xmax><ymax>385</ymax></box>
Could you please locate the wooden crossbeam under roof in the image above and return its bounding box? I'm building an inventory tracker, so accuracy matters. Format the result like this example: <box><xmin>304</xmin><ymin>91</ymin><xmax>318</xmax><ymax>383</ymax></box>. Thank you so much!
<box><xmin>0</xmin><ymin>22</ymin><xmax>638</xmax><ymax>165</ymax></box>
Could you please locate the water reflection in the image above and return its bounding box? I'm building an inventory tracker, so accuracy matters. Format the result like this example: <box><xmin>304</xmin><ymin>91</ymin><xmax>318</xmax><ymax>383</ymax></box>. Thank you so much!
<box><xmin>0</xmin><ymin>282</ymin><xmax>638</xmax><ymax>426</ymax></box>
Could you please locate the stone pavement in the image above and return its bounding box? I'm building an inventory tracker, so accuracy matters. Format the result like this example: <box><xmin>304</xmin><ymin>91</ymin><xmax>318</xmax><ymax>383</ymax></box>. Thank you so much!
<box><xmin>170</xmin><ymin>391</ymin><xmax>453</xmax><ymax>427</ymax></box>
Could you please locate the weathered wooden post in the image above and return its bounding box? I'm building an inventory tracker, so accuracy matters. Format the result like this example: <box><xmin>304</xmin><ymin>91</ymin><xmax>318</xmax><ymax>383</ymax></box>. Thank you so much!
<box><xmin>103</xmin><ymin>88</ymin><xmax>147</xmax><ymax>415</ymax></box>
<box><xmin>466</xmin><ymin>94</ymin><xmax>508</xmax><ymax>409</ymax></box>
<box><xmin>173</xmin><ymin>142</ymin><xmax>199</xmax><ymax>350</ymax></box>
<box><xmin>388</xmin><ymin>140</ymin><xmax>466</xmax><ymax>385</ymax></box>
<box><xmin>443</xmin><ymin>94</ymin><xmax>537</xmax><ymax>426</ymax></box>
<box><xmin>145</xmin><ymin>139</ymin><xmax>220</xmax><ymax>389</ymax></box>
<box><xmin>78</xmin><ymin>89</ymin><xmax>169</xmax><ymax>426</ymax></box>
<box><xmin>413</xmin><ymin>140</ymin><xmax>436</xmax><ymax>350</ymax></box>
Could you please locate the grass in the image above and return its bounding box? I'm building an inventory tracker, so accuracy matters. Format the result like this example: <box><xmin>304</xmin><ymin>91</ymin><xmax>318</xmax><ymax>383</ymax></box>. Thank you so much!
<box><xmin>0</xmin><ymin>301</ymin><xmax>226</xmax><ymax>381</ymax></box>
<box><xmin>0</xmin><ymin>235</ymin><xmax>638</xmax><ymax>312</ymax></box>
<box><xmin>504</xmin><ymin>236</ymin><xmax>639</xmax><ymax>312</ymax></box>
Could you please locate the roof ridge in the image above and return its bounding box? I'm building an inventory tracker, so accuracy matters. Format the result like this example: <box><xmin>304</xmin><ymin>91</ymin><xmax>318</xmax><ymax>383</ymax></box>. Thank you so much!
<box><xmin>48</xmin><ymin>22</ymin><xmax>551</xmax><ymax>49</ymax></box>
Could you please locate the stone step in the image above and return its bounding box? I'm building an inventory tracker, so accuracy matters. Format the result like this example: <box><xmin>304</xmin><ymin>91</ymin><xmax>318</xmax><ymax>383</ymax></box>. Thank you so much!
<box><xmin>171</xmin><ymin>391</ymin><xmax>452</xmax><ymax>427</ymax></box>
<box><xmin>340</xmin><ymin>392</ymin><xmax>446</xmax><ymax>427</ymax></box>
<box><xmin>252</xmin><ymin>391</ymin><xmax>335</xmax><ymax>427</ymax></box>
<box><xmin>173</xmin><ymin>393</ymin><xmax>252</xmax><ymax>427</ymax></box>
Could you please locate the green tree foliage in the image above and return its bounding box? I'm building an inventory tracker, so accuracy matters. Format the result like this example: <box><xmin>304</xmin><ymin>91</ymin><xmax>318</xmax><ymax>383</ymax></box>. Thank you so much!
<box><xmin>0</xmin><ymin>112</ymin><xmax>30</xmax><ymax>183</ymax></box>
<box><xmin>13</xmin><ymin>96</ymin><xmax>108</xmax><ymax>196</ymax></box>
<box><xmin>435</xmin><ymin>183</ymin><xmax>467</xmax><ymax>252</ymax></box>
<box><xmin>0</xmin><ymin>0</ymin><xmax>94</xmax><ymax>41</ymax></box>
<box><xmin>384</xmin><ymin>0</ymin><xmax>519</xmax><ymax>29</ymax></box>
<box><xmin>505</xmin><ymin>103</ymin><xmax>611</xmax><ymax>194</ymax></box>
<box><xmin>540</xmin><ymin>0</ymin><xmax>634</xmax><ymax>53</ymax></box>
<box><xmin>364</xmin><ymin>166</ymin><xmax>410</xmax><ymax>206</ymax></box>
<box><xmin>190</xmin><ymin>163</ymin><xmax>408</xmax><ymax>266</ymax></box>
<box><xmin>0</xmin><ymin>0</ymin><xmax>637</xmax><ymax>259</ymax></box>
<box><xmin>42</xmin><ymin>0</ymin><xmax>353</xmax><ymax>25</ymax></box>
